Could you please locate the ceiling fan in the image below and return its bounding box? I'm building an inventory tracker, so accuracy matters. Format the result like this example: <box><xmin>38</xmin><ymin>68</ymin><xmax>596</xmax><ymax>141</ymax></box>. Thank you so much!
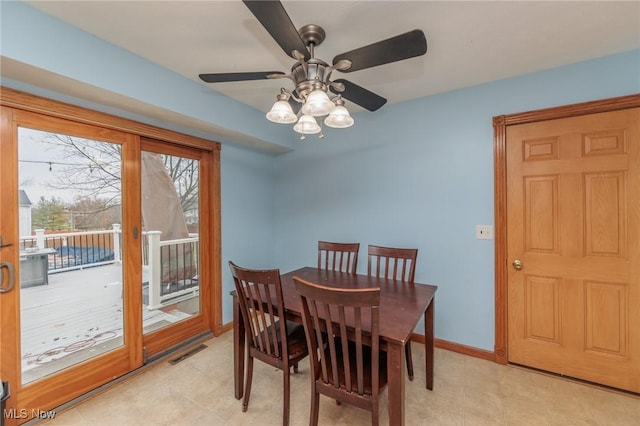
<box><xmin>199</xmin><ymin>0</ymin><xmax>428</xmax><ymax>136</ymax></box>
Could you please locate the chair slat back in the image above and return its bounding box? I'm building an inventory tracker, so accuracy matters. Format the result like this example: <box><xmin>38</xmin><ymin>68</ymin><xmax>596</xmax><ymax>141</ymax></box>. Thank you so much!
<box><xmin>294</xmin><ymin>276</ymin><xmax>380</xmax><ymax>397</ymax></box>
<box><xmin>317</xmin><ymin>241</ymin><xmax>360</xmax><ymax>274</ymax></box>
<box><xmin>229</xmin><ymin>261</ymin><xmax>287</xmax><ymax>360</ymax></box>
<box><xmin>367</xmin><ymin>245</ymin><xmax>418</xmax><ymax>282</ymax></box>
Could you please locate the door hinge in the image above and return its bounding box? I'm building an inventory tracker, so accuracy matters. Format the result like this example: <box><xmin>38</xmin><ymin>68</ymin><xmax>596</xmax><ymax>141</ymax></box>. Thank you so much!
<box><xmin>143</xmin><ymin>346</ymin><xmax>148</xmax><ymax>364</ymax></box>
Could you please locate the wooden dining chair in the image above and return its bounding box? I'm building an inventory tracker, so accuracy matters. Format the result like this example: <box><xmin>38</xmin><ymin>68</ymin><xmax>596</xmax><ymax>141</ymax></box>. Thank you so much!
<box><xmin>367</xmin><ymin>244</ymin><xmax>418</xmax><ymax>380</ymax></box>
<box><xmin>228</xmin><ymin>261</ymin><xmax>309</xmax><ymax>426</ymax></box>
<box><xmin>293</xmin><ymin>276</ymin><xmax>387</xmax><ymax>426</ymax></box>
<box><xmin>317</xmin><ymin>241</ymin><xmax>359</xmax><ymax>274</ymax></box>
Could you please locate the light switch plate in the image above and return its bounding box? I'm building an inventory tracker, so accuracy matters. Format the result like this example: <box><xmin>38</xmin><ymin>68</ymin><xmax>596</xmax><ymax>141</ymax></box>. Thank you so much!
<box><xmin>476</xmin><ymin>225</ymin><xmax>493</xmax><ymax>240</ymax></box>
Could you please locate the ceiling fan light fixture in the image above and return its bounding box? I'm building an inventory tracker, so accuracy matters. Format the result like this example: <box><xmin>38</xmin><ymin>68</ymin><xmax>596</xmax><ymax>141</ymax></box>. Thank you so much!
<box><xmin>266</xmin><ymin>94</ymin><xmax>297</xmax><ymax>124</ymax></box>
<box><xmin>293</xmin><ymin>114</ymin><xmax>321</xmax><ymax>134</ymax></box>
<box><xmin>324</xmin><ymin>105</ymin><xmax>354</xmax><ymax>128</ymax></box>
<box><xmin>301</xmin><ymin>87</ymin><xmax>335</xmax><ymax>117</ymax></box>
<box><xmin>201</xmin><ymin>2</ymin><xmax>428</xmax><ymax>140</ymax></box>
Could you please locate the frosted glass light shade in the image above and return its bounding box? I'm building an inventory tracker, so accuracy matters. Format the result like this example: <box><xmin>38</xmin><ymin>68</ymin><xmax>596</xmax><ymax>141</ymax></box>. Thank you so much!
<box><xmin>324</xmin><ymin>105</ymin><xmax>354</xmax><ymax>128</ymax></box>
<box><xmin>301</xmin><ymin>89</ymin><xmax>335</xmax><ymax>116</ymax></box>
<box><xmin>266</xmin><ymin>100</ymin><xmax>297</xmax><ymax>124</ymax></box>
<box><xmin>293</xmin><ymin>115</ymin><xmax>321</xmax><ymax>134</ymax></box>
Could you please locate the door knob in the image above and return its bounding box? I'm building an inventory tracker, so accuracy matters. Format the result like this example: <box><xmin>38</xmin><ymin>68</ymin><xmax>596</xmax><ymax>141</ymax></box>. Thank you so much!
<box><xmin>512</xmin><ymin>259</ymin><xmax>523</xmax><ymax>270</ymax></box>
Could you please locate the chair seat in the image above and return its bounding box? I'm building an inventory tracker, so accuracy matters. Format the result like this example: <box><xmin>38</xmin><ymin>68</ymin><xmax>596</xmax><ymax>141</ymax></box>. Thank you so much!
<box><xmin>283</xmin><ymin>320</ymin><xmax>308</xmax><ymax>359</ymax></box>
<box><xmin>253</xmin><ymin>320</ymin><xmax>308</xmax><ymax>360</ymax></box>
<box><xmin>319</xmin><ymin>338</ymin><xmax>387</xmax><ymax>395</ymax></box>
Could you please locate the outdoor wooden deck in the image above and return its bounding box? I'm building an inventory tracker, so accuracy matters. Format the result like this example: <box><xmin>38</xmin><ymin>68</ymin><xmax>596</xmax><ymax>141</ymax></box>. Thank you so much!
<box><xmin>20</xmin><ymin>264</ymin><xmax>192</xmax><ymax>383</ymax></box>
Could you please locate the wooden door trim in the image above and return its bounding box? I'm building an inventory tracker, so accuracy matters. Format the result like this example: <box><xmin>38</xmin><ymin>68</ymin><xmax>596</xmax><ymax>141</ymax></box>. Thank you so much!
<box><xmin>493</xmin><ymin>93</ymin><xmax>640</xmax><ymax>364</ymax></box>
<box><xmin>0</xmin><ymin>86</ymin><xmax>221</xmax><ymax>152</ymax></box>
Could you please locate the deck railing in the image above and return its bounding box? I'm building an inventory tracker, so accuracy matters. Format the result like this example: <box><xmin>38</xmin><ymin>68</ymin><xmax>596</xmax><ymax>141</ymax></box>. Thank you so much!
<box><xmin>21</xmin><ymin>226</ymin><xmax>121</xmax><ymax>273</ymax></box>
<box><xmin>19</xmin><ymin>225</ymin><xmax>199</xmax><ymax>309</ymax></box>
<box><xmin>145</xmin><ymin>231</ymin><xmax>199</xmax><ymax>309</ymax></box>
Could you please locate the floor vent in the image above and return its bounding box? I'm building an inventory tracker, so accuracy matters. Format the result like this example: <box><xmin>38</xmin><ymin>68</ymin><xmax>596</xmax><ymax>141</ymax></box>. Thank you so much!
<box><xmin>168</xmin><ymin>344</ymin><xmax>207</xmax><ymax>365</ymax></box>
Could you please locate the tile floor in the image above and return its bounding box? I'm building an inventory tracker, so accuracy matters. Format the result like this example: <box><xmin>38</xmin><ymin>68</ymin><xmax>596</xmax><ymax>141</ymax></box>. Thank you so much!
<box><xmin>43</xmin><ymin>331</ymin><xmax>639</xmax><ymax>425</ymax></box>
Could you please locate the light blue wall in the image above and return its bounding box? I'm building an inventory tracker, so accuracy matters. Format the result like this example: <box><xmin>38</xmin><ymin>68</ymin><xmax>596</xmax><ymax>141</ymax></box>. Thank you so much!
<box><xmin>220</xmin><ymin>144</ymin><xmax>276</xmax><ymax>319</ymax></box>
<box><xmin>272</xmin><ymin>49</ymin><xmax>640</xmax><ymax>351</ymax></box>
<box><xmin>2</xmin><ymin>1</ymin><xmax>639</xmax><ymax>350</ymax></box>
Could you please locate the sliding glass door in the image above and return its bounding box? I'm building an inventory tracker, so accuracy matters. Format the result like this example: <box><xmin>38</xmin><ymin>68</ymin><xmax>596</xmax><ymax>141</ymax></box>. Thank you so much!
<box><xmin>0</xmin><ymin>92</ymin><xmax>220</xmax><ymax>424</ymax></box>
<box><xmin>0</xmin><ymin>108</ymin><xmax>142</xmax><ymax>421</ymax></box>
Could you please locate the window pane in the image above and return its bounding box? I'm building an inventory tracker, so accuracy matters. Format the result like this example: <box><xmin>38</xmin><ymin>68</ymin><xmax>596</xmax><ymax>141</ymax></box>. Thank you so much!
<box><xmin>141</xmin><ymin>151</ymin><xmax>200</xmax><ymax>334</ymax></box>
<box><xmin>18</xmin><ymin>127</ymin><xmax>124</xmax><ymax>384</ymax></box>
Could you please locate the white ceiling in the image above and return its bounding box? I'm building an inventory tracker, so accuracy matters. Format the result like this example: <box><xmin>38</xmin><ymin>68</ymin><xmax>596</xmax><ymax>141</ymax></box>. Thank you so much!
<box><xmin>23</xmin><ymin>1</ymin><xmax>640</xmax><ymax>117</ymax></box>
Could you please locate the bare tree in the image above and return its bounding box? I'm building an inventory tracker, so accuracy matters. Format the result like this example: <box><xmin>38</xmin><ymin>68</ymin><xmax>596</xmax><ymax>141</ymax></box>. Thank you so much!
<box><xmin>164</xmin><ymin>154</ymin><xmax>199</xmax><ymax>215</ymax></box>
<box><xmin>40</xmin><ymin>133</ymin><xmax>198</xmax><ymax>214</ymax></box>
<box><xmin>68</xmin><ymin>197</ymin><xmax>122</xmax><ymax>230</ymax></box>
<box><xmin>41</xmin><ymin>133</ymin><xmax>122</xmax><ymax>207</ymax></box>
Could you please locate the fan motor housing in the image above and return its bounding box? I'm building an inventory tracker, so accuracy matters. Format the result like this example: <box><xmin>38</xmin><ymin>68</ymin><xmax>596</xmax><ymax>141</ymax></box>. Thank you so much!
<box><xmin>292</xmin><ymin>58</ymin><xmax>330</xmax><ymax>100</ymax></box>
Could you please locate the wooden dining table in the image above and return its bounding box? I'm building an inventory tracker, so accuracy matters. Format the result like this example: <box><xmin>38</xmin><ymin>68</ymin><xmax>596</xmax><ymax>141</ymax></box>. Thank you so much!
<box><xmin>232</xmin><ymin>266</ymin><xmax>437</xmax><ymax>425</ymax></box>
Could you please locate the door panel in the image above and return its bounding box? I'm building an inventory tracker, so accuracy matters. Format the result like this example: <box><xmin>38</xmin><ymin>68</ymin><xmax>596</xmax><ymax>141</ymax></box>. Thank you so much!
<box><xmin>140</xmin><ymin>138</ymin><xmax>210</xmax><ymax>358</ymax></box>
<box><xmin>506</xmin><ymin>107</ymin><xmax>640</xmax><ymax>392</ymax></box>
<box><xmin>1</xmin><ymin>108</ymin><xmax>142</xmax><ymax>422</ymax></box>
<box><xmin>17</xmin><ymin>127</ymin><xmax>126</xmax><ymax>384</ymax></box>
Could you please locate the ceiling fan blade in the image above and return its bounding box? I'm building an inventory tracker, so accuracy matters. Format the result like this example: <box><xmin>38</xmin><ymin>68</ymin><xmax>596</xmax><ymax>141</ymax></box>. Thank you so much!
<box><xmin>330</xmin><ymin>79</ymin><xmax>387</xmax><ymax>112</ymax></box>
<box><xmin>242</xmin><ymin>1</ymin><xmax>310</xmax><ymax>60</ymax></box>
<box><xmin>333</xmin><ymin>29</ymin><xmax>427</xmax><ymax>73</ymax></box>
<box><xmin>199</xmin><ymin>71</ymin><xmax>285</xmax><ymax>83</ymax></box>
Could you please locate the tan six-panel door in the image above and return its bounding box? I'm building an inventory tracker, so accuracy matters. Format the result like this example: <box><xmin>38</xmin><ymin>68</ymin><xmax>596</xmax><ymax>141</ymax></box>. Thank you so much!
<box><xmin>507</xmin><ymin>107</ymin><xmax>639</xmax><ymax>393</ymax></box>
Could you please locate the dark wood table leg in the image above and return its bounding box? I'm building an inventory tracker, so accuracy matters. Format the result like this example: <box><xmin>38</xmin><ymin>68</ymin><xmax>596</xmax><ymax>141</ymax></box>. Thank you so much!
<box><xmin>387</xmin><ymin>340</ymin><xmax>405</xmax><ymax>425</ymax></box>
<box><xmin>425</xmin><ymin>297</ymin><xmax>435</xmax><ymax>390</ymax></box>
<box><xmin>233</xmin><ymin>292</ymin><xmax>245</xmax><ymax>399</ymax></box>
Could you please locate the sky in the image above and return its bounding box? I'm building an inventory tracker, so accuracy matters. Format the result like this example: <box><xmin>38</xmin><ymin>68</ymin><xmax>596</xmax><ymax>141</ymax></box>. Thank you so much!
<box><xmin>18</xmin><ymin>127</ymin><xmax>120</xmax><ymax>205</ymax></box>
<box><xmin>19</xmin><ymin>127</ymin><xmax>77</xmax><ymax>204</ymax></box>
